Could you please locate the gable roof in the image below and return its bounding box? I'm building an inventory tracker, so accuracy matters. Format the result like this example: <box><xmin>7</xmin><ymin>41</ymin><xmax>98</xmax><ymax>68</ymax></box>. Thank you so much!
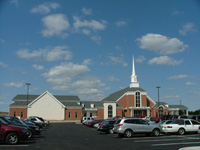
<box><xmin>102</xmin><ymin>87</ymin><xmax>146</xmax><ymax>102</ymax></box>
<box><xmin>10</xmin><ymin>91</ymin><xmax>81</xmax><ymax>108</ymax></box>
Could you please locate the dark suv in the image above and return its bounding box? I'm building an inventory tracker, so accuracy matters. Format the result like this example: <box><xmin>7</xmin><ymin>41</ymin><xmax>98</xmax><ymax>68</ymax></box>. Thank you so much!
<box><xmin>0</xmin><ymin>117</ymin><xmax>28</xmax><ymax>144</ymax></box>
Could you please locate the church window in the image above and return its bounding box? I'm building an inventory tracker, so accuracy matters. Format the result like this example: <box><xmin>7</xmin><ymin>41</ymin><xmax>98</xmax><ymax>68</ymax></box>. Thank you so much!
<box><xmin>136</xmin><ymin>92</ymin><xmax>140</xmax><ymax>107</ymax></box>
<box><xmin>108</xmin><ymin>105</ymin><xmax>113</xmax><ymax>118</ymax></box>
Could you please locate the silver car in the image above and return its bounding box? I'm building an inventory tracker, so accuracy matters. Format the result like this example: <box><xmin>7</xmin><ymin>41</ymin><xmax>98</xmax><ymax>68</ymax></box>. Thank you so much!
<box><xmin>117</xmin><ymin>118</ymin><xmax>161</xmax><ymax>138</ymax></box>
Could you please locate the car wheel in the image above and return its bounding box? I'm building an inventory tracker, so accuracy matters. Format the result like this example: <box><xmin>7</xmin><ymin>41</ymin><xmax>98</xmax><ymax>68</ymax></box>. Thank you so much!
<box><xmin>6</xmin><ymin>133</ymin><xmax>19</xmax><ymax>145</ymax></box>
<box><xmin>152</xmin><ymin>129</ymin><xmax>160</xmax><ymax>136</ymax></box>
<box><xmin>27</xmin><ymin>130</ymin><xmax>33</xmax><ymax>138</ymax></box>
<box><xmin>178</xmin><ymin>128</ymin><xmax>185</xmax><ymax>135</ymax></box>
<box><xmin>124</xmin><ymin>129</ymin><xmax>133</xmax><ymax>138</ymax></box>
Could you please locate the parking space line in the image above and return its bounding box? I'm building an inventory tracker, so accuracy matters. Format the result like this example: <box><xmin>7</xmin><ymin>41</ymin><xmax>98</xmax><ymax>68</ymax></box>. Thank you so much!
<box><xmin>152</xmin><ymin>142</ymin><xmax>200</xmax><ymax>146</ymax></box>
<box><xmin>134</xmin><ymin>137</ymin><xmax>200</xmax><ymax>142</ymax></box>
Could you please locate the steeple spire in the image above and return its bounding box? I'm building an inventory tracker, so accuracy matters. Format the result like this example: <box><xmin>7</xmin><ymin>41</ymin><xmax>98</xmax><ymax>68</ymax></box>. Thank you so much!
<box><xmin>130</xmin><ymin>56</ymin><xmax>139</xmax><ymax>88</ymax></box>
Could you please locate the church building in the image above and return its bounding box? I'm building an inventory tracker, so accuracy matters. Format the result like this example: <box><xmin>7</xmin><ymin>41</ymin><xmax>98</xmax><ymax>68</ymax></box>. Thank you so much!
<box><xmin>9</xmin><ymin>57</ymin><xmax>188</xmax><ymax>120</ymax></box>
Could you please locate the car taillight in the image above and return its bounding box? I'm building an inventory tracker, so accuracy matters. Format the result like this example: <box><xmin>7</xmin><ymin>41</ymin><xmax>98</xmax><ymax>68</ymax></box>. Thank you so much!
<box><xmin>117</xmin><ymin>124</ymin><xmax>123</xmax><ymax>127</ymax></box>
<box><xmin>100</xmin><ymin>126</ymin><xmax>103</xmax><ymax>129</ymax></box>
<box><xmin>167</xmin><ymin>126</ymin><xmax>173</xmax><ymax>128</ymax></box>
<box><xmin>198</xmin><ymin>126</ymin><xmax>200</xmax><ymax>129</ymax></box>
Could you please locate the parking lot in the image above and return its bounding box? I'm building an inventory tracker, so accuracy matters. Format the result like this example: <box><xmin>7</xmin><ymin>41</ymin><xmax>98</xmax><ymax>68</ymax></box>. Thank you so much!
<box><xmin>1</xmin><ymin>122</ymin><xmax>200</xmax><ymax>150</ymax></box>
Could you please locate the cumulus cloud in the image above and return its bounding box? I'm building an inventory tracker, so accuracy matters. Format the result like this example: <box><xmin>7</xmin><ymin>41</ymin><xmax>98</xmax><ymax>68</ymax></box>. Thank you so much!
<box><xmin>115</xmin><ymin>21</ymin><xmax>127</xmax><ymax>27</ymax></box>
<box><xmin>167</xmin><ymin>75</ymin><xmax>189</xmax><ymax>80</ymax></box>
<box><xmin>186</xmin><ymin>82</ymin><xmax>195</xmax><ymax>86</ymax></box>
<box><xmin>32</xmin><ymin>64</ymin><xmax>44</xmax><ymax>71</ymax></box>
<box><xmin>0</xmin><ymin>62</ymin><xmax>8</xmax><ymax>68</ymax></box>
<box><xmin>31</xmin><ymin>2</ymin><xmax>60</xmax><ymax>14</ymax></box>
<box><xmin>43</xmin><ymin>62</ymin><xmax>105</xmax><ymax>100</ymax></box>
<box><xmin>148</xmin><ymin>56</ymin><xmax>183</xmax><ymax>66</ymax></box>
<box><xmin>83</xmin><ymin>59</ymin><xmax>93</xmax><ymax>65</ymax></box>
<box><xmin>179</xmin><ymin>22</ymin><xmax>196</xmax><ymax>36</ymax></box>
<box><xmin>82</xmin><ymin>7</ymin><xmax>92</xmax><ymax>15</ymax></box>
<box><xmin>73</xmin><ymin>16</ymin><xmax>107</xmax><ymax>32</ymax></box>
<box><xmin>135</xmin><ymin>55</ymin><xmax>146</xmax><ymax>64</ymax></box>
<box><xmin>106</xmin><ymin>76</ymin><xmax>120</xmax><ymax>82</ymax></box>
<box><xmin>16</xmin><ymin>46</ymin><xmax>72</xmax><ymax>61</ymax></box>
<box><xmin>109</xmin><ymin>56</ymin><xmax>128</xmax><ymax>67</ymax></box>
<box><xmin>136</xmin><ymin>33</ymin><xmax>188</xmax><ymax>55</ymax></box>
<box><xmin>4</xmin><ymin>82</ymin><xmax>23</xmax><ymax>88</ymax></box>
<box><xmin>42</xmin><ymin>14</ymin><xmax>70</xmax><ymax>38</ymax></box>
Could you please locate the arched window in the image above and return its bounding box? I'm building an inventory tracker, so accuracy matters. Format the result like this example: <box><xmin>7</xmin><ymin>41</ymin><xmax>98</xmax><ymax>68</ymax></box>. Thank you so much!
<box><xmin>159</xmin><ymin>106</ymin><xmax>164</xmax><ymax>116</ymax></box>
<box><xmin>108</xmin><ymin>105</ymin><xmax>113</xmax><ymax>118</ymax></box>
<box><xmin>136</xmin><ymin>92</ymin><xmax>140</xmax><ymax>107</ymax></box>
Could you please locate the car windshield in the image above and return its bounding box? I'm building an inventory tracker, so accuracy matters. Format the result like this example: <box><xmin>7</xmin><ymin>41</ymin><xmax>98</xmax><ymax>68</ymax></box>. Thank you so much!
<box><xmin>0</xmin><ymin>118</ymin><xmax>8</xmax><ymax>125</ymax></box>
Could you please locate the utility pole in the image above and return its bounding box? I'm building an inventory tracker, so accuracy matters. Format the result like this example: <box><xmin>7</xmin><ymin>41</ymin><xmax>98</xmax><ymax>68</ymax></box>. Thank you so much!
<box><xmin>156</xmin><ymin>86</ymin><xmax>161</xmax><ymax>117</ymax></box>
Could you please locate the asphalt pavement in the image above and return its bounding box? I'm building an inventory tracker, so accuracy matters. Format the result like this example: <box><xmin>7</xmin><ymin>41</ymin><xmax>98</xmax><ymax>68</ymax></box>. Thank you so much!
<box><xmin>1</xmin><ymin>122</ymin><xmax>200</xmax><ymax>150</ymax></box>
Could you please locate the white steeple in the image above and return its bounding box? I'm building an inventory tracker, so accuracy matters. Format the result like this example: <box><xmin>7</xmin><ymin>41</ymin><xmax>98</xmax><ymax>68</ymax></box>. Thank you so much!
<box><xmin>130</xmin><ymin>56</ymin><xmax>139</xmax><ymax>88</ymax></box>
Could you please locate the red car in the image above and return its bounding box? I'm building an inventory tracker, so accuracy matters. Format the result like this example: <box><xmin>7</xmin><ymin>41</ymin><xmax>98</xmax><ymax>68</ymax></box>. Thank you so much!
<box><xmin>0</xmin><ymin>117</ymin><xmax>28</xmax><ymax>144</ymax></box>
<box><xmin>87</xmin><ymin>119</ymin><xmax>104</xmax><ymax>127</ymax></box>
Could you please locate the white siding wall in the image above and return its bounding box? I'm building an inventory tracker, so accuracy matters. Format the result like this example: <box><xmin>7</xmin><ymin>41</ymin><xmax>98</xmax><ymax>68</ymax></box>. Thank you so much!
<box><xmin>103</xmin><ymin>103</ymin><xmax>116</xmax><ymax>119</ymax></box>
<box><xmin>28</xmin><ymin>93</ymin><xmax>65</xmax><ymax>120</ymax></box>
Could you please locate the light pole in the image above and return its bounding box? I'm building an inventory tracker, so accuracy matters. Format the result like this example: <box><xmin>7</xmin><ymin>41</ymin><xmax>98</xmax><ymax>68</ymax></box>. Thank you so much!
<box><xmin>26</xmin><ymin>83</ymin><xmax>31</xmax><ymax>107</ymax></box>
<box><xmin>156</xmin><ymin>86</ymin><xmax>161</xmax><ymax>117</ymax></box>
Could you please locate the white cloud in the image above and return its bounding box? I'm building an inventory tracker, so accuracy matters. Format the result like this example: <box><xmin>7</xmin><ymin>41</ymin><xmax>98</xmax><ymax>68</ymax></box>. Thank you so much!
<box><xmin>115</xmin><ymin>21</ymin><xmax>127</xmax><ymax>27</ymax></box>
<box><xmin>90</xmin><ymin>35</ymin><xmax>101</xmax><ymax>44</ymax></box>
<box><xmin>186</xmin><ymin>82</ymin><xmax>195</xmax><ymax>86</ymax></box>
<box><xmin>31</xmin><ymin>2</ymin><xmax>60</xmax><ymax>14</ymax></box>
<box><xmin>136</xmin><ymin>55</ymin><xmax>146</xmax><ymax>64</ymax></box>
<box><xmin>179</xmin><ymin>22</ymin><xmax>196</xmax><ymax>36</ymax></box>
<box><xmin>83</xmin><ymin>59</ymin><xmax>93</xmax><ymax>65</ymax></box>
<box><xmin>148</xmin><ymin>56</ymin><xmax>183</xmax><ymax>66</ymax></box>
<box><xmin>0</xmin><ymin>62</ymin><xmax>8</xmax><ymax>68</ymax></box>
<box><xmin>167</xmin><ymin>75</ymin><xmax>189</xmax><ymax>80</ymax></box>
<box><xmin>16</xmin><ymin>46</ymin><xmax>72</xmax><ymax>61</ymax></box>
<box><xmin>82</xmin><ymin>8</ymin><xmax>92</xmax><ymax>15</ymax></box>
<box><xmin>73</xmin><ymin>16</ymin><xmax>107</xmax><ymax>32</ymax></box>
<box><xmin>32</xmin><ymin>64</ymin><xmax>44</xmax><ymax>71</ymax></box>
<box><xmin>4</xmin><ymin>82</ymin><xmax>23</xmax><ymax>88</ymax></box>
<box><xmin>136</xmin><ymin>33</ymin><xmax>188</xmax><ymax>55</ymax></box>
<box><xmin>42</xmin><ymin>14</ymin><xmax>70</xmax><ymax>38</ymax></box>
<box><xmin>43</xmin><ymin>62</ymin><xmax>105</xmax><ymax>100</ymax></box>
<box><xmin>161</xmin><ymin>95</ymin><xmax>180</xmax><ymax>100</ymax></box>
<box><xmin>106</xmin><ymin>76</ymin><xmax>120</xmax><ymax>82</ymax></box>
<box><xmin>10</xmin><ymin>0</ymin><xmax>19</xmax><ymax>7</ymax></box>
<box><xmin>109</xmin><ymin>56</ymin><xmax>128</xmax><ymax>67</ymax></box>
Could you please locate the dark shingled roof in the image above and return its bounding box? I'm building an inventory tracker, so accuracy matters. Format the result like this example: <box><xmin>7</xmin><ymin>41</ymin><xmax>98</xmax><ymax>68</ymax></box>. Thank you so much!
<box><xmin>10</xmin><ymin>94</ymin><xmax>81</xmax><ymax>108</ymax></box>
<box><xmin>102</xmin><ymin>87</ymin><xmax>146</xmax><ymax>102</ymax></box>
<box><xmin>81</xmin><ymin>101</ymin><xmax>103</xmax><ymax>108</ymax></box>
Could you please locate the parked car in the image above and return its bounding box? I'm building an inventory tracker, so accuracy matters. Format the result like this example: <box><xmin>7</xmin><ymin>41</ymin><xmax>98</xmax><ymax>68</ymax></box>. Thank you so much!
<box><xmin>94</xmin><ymin>120</ymin><xmax>105</xmax><ymax>128</ymax></box>
<box><xmin>159</xmin><ymin>120</ymin><xmax>173</xmax><ymax>128</ymax></box>
<box><xmin>3</xmin><ymin>116</ymin><xmax>41</xmax><ymax>138</ymax></box>
<box><xmin>0</xmin><ymin>117</ymin><xmax>28</xmax><ymax>144</ymax></box>
<box><xmin>198</xmin><ymin>126</ymin><xmax>200</xmax><ymax>135</ymax></box>
<box><xmin>150</xmin><ymin>117</ymin><xmax>161</xmax><ymax>123</ymax></box>
<box><xmin>25</xmin><ymin>117</ymin><xmax>45</xmax><ymax>128</ymax></box>
<box><xmin>117</xmin><ymin>118</ymin><xmax>161</xmax><ymax>138</ymax></box>
<box><xmin>82</xmin><ymin>117</ymin><xmax>94</xmax><ymax>125</ymax></box>
<box><xmin>113</xmin><ymin>118</ymin><xmax>122</xmax><ymax>133</ymax></box>
<box><xmin>162</xmin><ymin>119</ymin><xmax>200</xmax><ymax>135</ymax></box>
<box><xmin>87</xmin><ymin>119</ymin><xmax>104</xmax><ymax>127</ymax></box>
<box><xmin>97</xmin><ymin>120</ymin><xmax>116</xmax><ymax>134</ymax></box>
<box><xmin>191</xmin><ymin>116</ymin><xmax>200</xmax><ymax>122</ymax></box>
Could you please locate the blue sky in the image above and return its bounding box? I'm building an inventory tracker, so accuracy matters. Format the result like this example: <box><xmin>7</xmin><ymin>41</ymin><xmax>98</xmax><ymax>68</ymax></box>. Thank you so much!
<box><xmin>0</xmin><ymin>0</ymin><xmax>200</xmax><ymax>112</ymax></box>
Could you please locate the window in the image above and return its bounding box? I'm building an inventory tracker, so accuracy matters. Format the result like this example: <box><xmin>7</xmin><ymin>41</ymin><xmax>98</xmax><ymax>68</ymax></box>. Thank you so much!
<box><xmin>191</xmin><ymin>120</ymin><xmax>200</xmax><ymax>125</ymax></box>
<box><xmin>185</xmin><ymin>120</ymin><xmax>191</xmax><ymax>125</ymax></box>
<box><xmin>75</xmin><ymin>112</ymin><xmax>78</xmax><ymax>119</ymax></box>
<box><xmin>68</xmin><ymin>112</ymin><xmax>71</xmax><ymax>119</ymax></box>
<box><xmin>14</xmin><ymin>112</ymin><xmax>16</xmax><ymax>117</ymax></box>
<box><xmin>84</xmin><ymin>113</ymin><xmax>86</xmax><ymax>117</ymax></box>
<box><xmin>159</xmin><ymin>107</ymin><xmax>164</xmax><ymax>116</ymax></box>
<box><xmin>21</xmin><ymin>112</ymin><xmax>23</xmax><ymax>118</ymax></box>
<box><xmin>136</xmin><ymin>92</ymin><xmax>140</xmax><ymax>107</ymax></box>
<box><xmin>108</xmin><ymin>105</ymin><xmax>113</xmax><ymax>118</ymax></box>
<box><xmin>90</xmin><ymin>113</ymin><xmax>92</xmax><ymax>117</ymax></box>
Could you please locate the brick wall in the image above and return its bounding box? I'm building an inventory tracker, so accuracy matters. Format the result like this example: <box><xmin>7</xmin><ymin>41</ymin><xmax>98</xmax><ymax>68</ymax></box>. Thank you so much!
<box><xmin>9</xmin><ymin>107</ymin><xmax>27</xmax><ymax>120</ymax></box>
<box><xmin>97</xmin><ymin>108</ymin><xmax>104</xmax><ymax>119</ymax></box>
<box><xmin>65</xmin><ymin>108</ymin><xmax>82</xmax><ymax>120</ymax></box>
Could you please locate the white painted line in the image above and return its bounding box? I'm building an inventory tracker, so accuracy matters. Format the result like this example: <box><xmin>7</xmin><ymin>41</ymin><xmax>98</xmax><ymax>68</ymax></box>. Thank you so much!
<box><xmin>152</xmin><ymin>142</ymin><xmax>200</xmax><ymax>146</ymax></box>
<box><xmin>134</xmin><ymin>137</ymin><xmax>200</xmax><ymax>142</ymax></box>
